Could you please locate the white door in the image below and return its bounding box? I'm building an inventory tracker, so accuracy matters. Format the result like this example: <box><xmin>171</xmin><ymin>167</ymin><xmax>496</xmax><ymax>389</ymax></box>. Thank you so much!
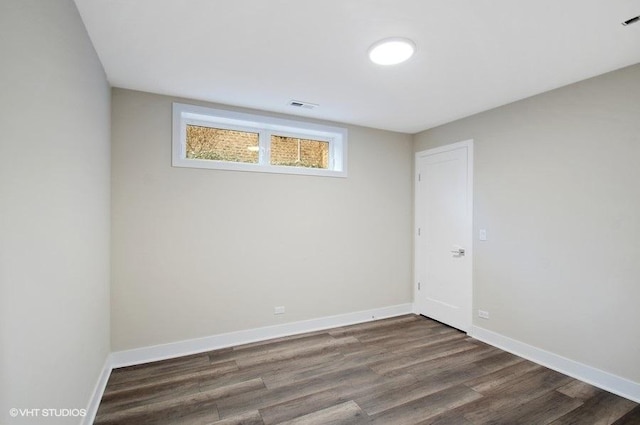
<box><xmin>415</xmin><ymin>140</ymin><xmax>473</xmax><ymax>331</ymax></box>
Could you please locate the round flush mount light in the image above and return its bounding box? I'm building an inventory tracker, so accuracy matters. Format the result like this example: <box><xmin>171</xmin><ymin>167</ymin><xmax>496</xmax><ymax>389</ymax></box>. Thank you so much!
<box><xmin>368</xmin><ymin>38</ymin><xmax>416</xmax><ymax>65</ymax></box>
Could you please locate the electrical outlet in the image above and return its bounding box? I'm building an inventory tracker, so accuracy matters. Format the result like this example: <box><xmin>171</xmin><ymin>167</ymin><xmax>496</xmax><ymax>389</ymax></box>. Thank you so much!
<box><xmin>274</xmin><ymin>306</ymin><xmax>285</xmax><ymax>315</ymax></box>
<box><xmin>478</xmin><ymin>310</ymin><xmax>490</xmax><ymax>319</ymax></box>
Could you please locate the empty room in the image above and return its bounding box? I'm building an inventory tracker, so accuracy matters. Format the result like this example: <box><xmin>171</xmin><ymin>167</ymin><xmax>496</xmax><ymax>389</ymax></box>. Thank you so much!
<box><xmin>2</xmin><ymin>0</ymin><xmax>640</xmax><ymax>424</ymax></box>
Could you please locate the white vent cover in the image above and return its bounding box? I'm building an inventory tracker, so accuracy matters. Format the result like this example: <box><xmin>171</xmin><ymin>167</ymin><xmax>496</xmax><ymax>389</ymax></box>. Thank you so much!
<box><xmin>289</xmin><ymin>100</ymin><xmax>318</xmax><ymax>109</ymax></box>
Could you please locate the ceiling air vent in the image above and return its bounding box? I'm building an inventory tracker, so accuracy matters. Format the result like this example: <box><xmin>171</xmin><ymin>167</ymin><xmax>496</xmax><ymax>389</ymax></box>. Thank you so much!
<box><xmin>289</xmin><ymin>100</ymin><xmax>318</xmax><ymax>110</ymax></box>
<box><xmin>622</xmin><ymin>15</ymin><xmax>639</xmax><ymax>26</ymax></box>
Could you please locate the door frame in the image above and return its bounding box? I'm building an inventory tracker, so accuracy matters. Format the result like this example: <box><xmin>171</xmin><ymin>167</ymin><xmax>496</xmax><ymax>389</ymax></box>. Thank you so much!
<box><xmin>414</xmin><ymin>139</ymin><xmax>474</xmax><ymax>331</ymax></box>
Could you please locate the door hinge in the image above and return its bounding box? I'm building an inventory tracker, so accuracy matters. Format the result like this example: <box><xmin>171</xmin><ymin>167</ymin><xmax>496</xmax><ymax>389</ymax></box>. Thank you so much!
<box><xmin>418</xmin><ymin>227</ymin><xmax>421</xmax><ymax>236</ymax></box>
<box><xmin>418</xmin><ymin>173</ymin><xmax>421</xmax><ymax>182</ymax></box>
<box><xmin>418</xmin><ymin>282</ymin><xmax>421</xmax><ymax>290</ymax></box>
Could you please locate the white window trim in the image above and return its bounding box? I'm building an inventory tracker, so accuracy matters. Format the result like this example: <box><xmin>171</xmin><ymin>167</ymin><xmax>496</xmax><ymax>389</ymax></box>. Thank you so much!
<box><xmin>172</xmin><ymin>103</ymin><xmax>348</xmax><ymax>177</ymax></box>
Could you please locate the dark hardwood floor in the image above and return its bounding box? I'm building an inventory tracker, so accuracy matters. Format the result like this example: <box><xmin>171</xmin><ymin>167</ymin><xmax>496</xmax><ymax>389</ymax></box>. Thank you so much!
<box><xmin>94</xmin><ymin>315</ymin><xmax>639</xmax><ymax>425</ymax></box>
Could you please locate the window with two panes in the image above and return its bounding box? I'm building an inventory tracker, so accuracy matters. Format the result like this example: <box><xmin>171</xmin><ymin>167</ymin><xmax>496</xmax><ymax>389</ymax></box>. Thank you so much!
<box><xmin>173</xmin><ymin>103</ymin><xmax>346</xmax><ymax>177</ymax></box>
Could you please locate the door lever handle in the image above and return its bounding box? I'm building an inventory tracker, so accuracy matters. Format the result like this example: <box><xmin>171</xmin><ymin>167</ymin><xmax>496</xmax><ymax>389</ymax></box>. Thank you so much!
<box><xmin>450</xmin><ymin>248</ymin><xmax>465</xmax><ymax>256</ymax></box>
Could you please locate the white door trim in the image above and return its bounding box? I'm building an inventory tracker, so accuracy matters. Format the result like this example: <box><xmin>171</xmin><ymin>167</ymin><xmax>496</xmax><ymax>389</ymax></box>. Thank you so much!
<box><xmin>414</xmin><ymin>139</ymin><xmax>474</xmax><ymax>331</ymax></box>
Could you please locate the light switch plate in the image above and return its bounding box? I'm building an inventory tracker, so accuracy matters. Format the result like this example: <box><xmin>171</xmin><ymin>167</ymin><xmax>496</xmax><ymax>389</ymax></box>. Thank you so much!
<box><xmin>479</xmin><ymin>229</ymin><xmax>487</xmax><ymax>241</ymax></box>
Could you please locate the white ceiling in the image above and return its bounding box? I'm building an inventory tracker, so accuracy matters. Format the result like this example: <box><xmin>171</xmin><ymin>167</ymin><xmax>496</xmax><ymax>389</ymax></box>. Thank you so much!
<box><xmin>74</xmin><ymin>0</ymin><xmax>640</xmax><ymax>134</ymax></box>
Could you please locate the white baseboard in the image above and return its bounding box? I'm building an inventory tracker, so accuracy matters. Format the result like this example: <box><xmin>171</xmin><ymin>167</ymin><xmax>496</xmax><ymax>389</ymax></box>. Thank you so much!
<box><xmin>470</xmin><ymin>325</ymin><xmax>640</xmax><ymax>403</ymax></box>
<box><xmin>83</xmin><ymin>355</ymin><xmax>113</xmax><ymax>425</ymax></box>
<box><xmin>110</xmin><ymin>303</ymin><xmax>414</xmax><ymax>368</ymax></box>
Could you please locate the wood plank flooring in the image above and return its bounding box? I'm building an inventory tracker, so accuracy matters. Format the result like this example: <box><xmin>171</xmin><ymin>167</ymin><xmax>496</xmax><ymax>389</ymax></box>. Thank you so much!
<box><xmin>94</xmin><ymin>315</ymin><xmax>639</xmax><ymax>425</ymax></box>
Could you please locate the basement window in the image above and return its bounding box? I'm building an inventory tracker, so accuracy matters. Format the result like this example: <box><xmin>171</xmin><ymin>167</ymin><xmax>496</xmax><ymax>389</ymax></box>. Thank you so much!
<box><xmin>172</xmin><ymin>103</ymin><xmax>347</xmax><ymax>177</ymax></box>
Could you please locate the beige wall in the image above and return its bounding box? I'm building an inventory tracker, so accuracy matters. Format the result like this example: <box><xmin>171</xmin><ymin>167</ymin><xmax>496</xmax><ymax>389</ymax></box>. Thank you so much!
<box><xmin>111</xmin><ymin>89</ymin><xmax>413</xmax><ymax>351</ymax></box>
<box><xmin>414</xmin><ymin>64</ymin><xmax>640</xmax><ymax>383</ymax></box>
<box><xmin>0</xmin><ymin>1</ymin><xmax>111</xmax><ymax>424</ymax></box>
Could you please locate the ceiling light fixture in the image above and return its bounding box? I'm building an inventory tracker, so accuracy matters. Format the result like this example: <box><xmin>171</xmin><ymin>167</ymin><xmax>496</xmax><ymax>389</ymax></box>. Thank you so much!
<box><xmin>368</xmin><ymin>38</ymin><xmax>416</xmax><ymax>65</ymax></box>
